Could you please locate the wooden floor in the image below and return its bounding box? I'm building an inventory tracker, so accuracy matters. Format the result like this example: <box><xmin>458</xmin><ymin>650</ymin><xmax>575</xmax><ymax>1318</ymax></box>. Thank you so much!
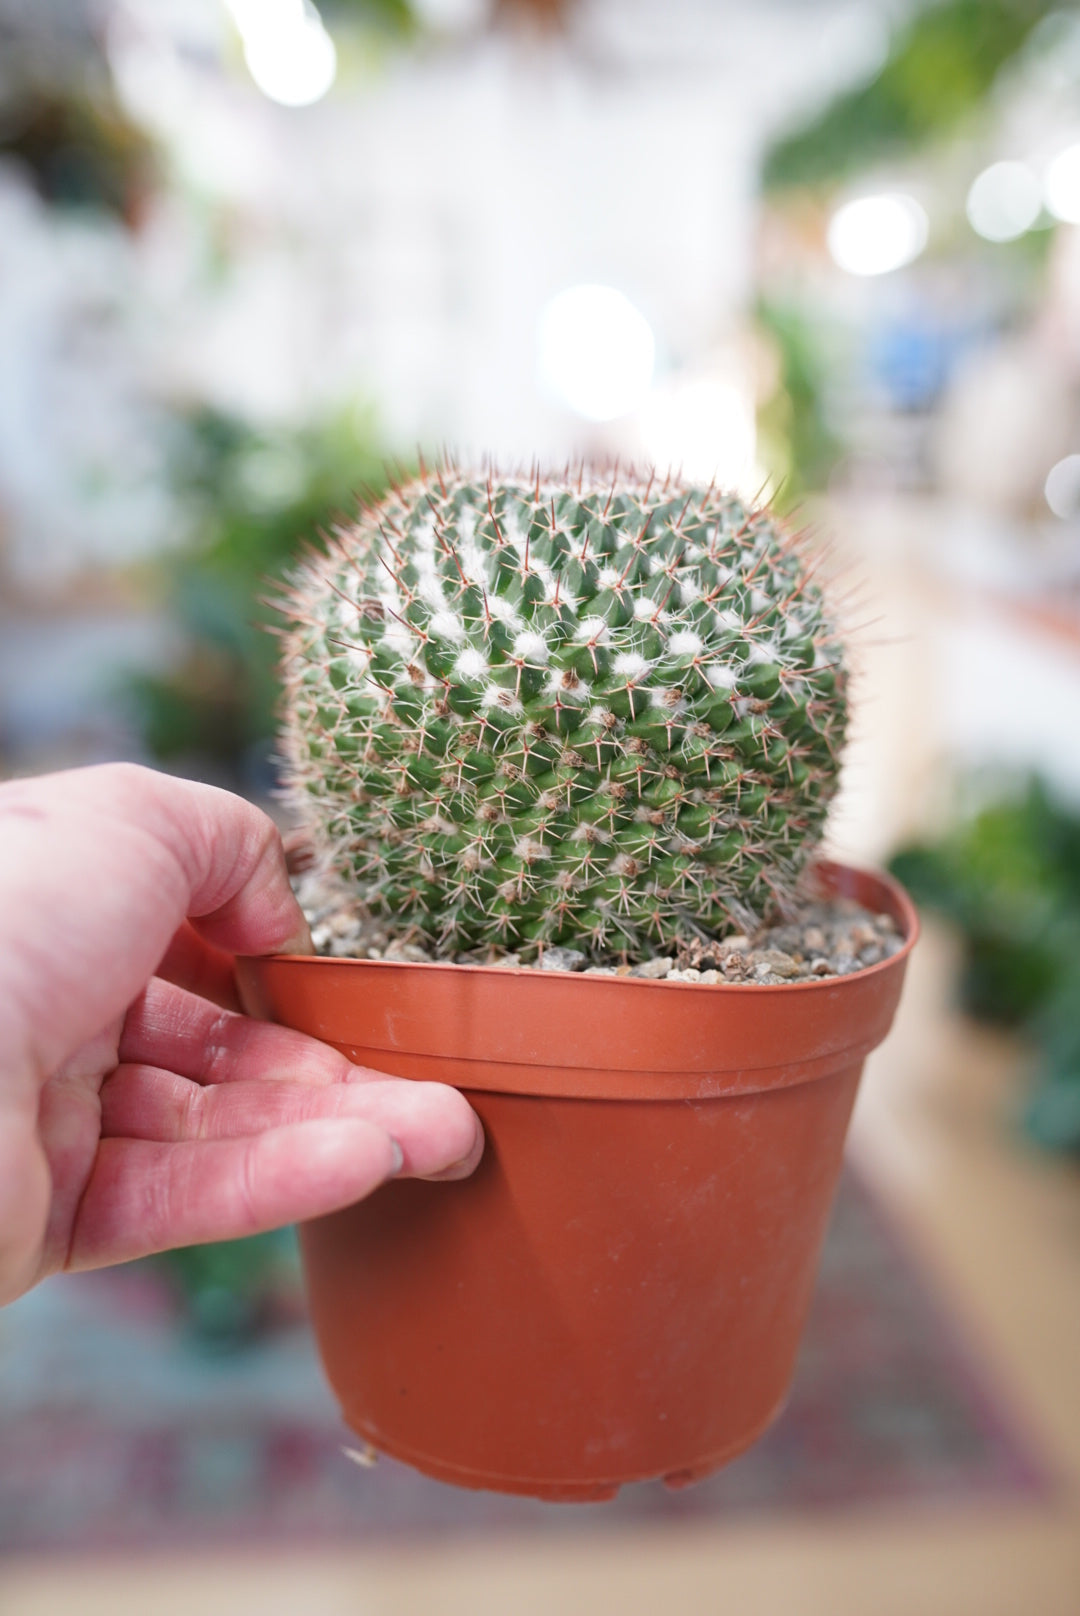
<box><xmin>3</xmin><ymin>924</ymin><xmax>1079</xmax><ymax>1616</ymax></box>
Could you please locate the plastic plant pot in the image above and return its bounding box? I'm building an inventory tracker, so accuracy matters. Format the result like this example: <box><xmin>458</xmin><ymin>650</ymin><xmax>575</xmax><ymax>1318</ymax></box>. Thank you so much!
<box><xmin>236</xmin><ymin>860</ymin><xmax>917</xmax><ymax>1501</ymax></box>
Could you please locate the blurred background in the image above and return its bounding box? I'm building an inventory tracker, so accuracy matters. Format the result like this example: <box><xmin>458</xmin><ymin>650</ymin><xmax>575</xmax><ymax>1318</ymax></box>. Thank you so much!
<box><xmin>1</xmin><ymin>1</ymin><xmax>1078</xmax><ymax>1612</ymax></box>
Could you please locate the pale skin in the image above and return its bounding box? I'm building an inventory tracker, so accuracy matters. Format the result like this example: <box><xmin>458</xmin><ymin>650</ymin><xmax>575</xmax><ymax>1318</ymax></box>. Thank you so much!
<box><xmin>0</xmin><ymin>763</ymin><xmax>483</xmax><ymax>1307</ymax></box>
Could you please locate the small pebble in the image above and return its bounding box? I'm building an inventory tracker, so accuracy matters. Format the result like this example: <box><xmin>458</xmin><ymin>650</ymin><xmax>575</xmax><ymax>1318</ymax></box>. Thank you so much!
<box><xmin>753</xmin><ymin>948</ymin><xmax>799</xmax><ymax>979</ymax></box>
<box><xmin>583</xmin><ymin>966</ymin><xmax>617</xmax><ymax>976</ymax></box>
<box><xmin>630</xmin><ymin>957</ymin><xmax>674</xmax><ymax>979</ymax></box>
<box><xmin>382</xmin><ymin>941</ymin><xmax>432</xmax><ymax>963</ymax></box>
<box><xmin>539</xmin><ymin>947</ymin><xmax>587</xmax><ymax>973</ymax></box>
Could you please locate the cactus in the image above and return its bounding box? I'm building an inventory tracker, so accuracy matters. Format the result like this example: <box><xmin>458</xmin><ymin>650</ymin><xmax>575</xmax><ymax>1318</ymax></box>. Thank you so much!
<box><xmin>278</xmin><ymin>465</ymin><xmax>848</xmax><ymax>961</ymax></box>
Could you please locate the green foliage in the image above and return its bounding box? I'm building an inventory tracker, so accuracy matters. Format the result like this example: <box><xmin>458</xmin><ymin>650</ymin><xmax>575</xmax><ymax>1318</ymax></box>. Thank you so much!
<box><xmin>322</xmin><ymin>0</ymin><xmax>419</xmax><ymax>33</ymax></box>
<box><xmin>281</xmin><ymin>466</ymin><xmax>849</xmax><ymax>961</ymax></box>
<box><xmin>0</xmin><ymin>89</ymin><xmax>155</xmax><ymax>218</ymax></box>
<box><xmin>889</xmin><ymin>778</ymin><xmax>1080</xmax><ymax>1153</ymax></box>
<box><xmin>756</xmin><ymin>301</ymin><xmax>844</xmax><ymax>504</ymax></box>
<box><xmin>150</xmin><ymin>1229</ymin><xmax>300</xmax><ymax>1352</ymax></box>
<box><xmin>763</xmin><ymin>0</ymin><xmax>1049</xmax><ymax>194</ymax></box>
<box><xmin>131</xmin><ymin>407</ymin><xmax>390</xmax><ymax>785</ymax></box>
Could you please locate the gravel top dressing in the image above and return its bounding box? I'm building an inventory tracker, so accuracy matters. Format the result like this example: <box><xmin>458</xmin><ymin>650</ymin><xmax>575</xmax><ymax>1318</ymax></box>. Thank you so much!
<box><xmin>294</xmin><ymin>869</ymin><xmax>903</xmax><ymax>985</ymax></box>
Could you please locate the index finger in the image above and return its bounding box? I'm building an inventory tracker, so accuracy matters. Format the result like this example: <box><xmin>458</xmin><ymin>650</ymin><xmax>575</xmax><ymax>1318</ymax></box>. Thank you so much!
<box><xmin>0</xmin><ymin>764</ymin><xmax>311</xmax><ymax>1090</ymax></box>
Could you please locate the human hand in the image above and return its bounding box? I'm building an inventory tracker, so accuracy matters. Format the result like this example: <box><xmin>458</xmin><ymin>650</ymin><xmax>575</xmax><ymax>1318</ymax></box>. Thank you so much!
<box><xmin>0</xmin><ymin>763</ymin><xmax>483</xmax><ymax>1305</ymax></box>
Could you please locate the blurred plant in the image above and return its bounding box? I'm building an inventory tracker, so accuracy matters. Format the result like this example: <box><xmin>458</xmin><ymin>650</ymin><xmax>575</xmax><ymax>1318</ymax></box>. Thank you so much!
<box><xmin>322</xmin><ymin>0</ymin><xmax>419</xmax><ymax>30</ymax></box>
<box><xmin>889</xmin><ymin>777</ymin><xmax>1080</xmax><ymax>1153</ymax></box>
<box><xmin>149</xmin><ymin>1228</ymin><xmax>302</xmax><ymax>1353</ymax></box>
<box><xmin>763</xmin><ymin>0</ymin><xmax>1052</xmax><ymax>194</ymax></box>
<box><xmin>0</xmin><ymin>0</ymin><xmax>156</xmax><ymax>220</ymax></box>
<box><xmin>755</xmin><ymin>300</ymin><xmax>843</xmax><ymax>504</ymax></box>
<box><xmin>129</xmin><ymin>407</ymin><xmax>391</xmax><ymax>791</ymax></box>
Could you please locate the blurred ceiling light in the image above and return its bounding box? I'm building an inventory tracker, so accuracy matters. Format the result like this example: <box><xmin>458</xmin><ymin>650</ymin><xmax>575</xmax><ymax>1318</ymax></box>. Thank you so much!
<box><xmin>639</xmin><ymin>376</ymin><xmax>757</xmax><ymax>495</ymax></box>
<box><xmin>965</xmin><ymin>161</ymin><xmax>1041</xmax><ymax>241</ymax></box>
<box><xmin>224</xmin><ymin>0</ymin><xmax>337</xmax><ymax>107</ymax></box>
<box><xmin>1045</xmin><ymin>141</ymin><xmax>1080</xmax><ymax>223</ymax></box>
<box><xmin>537</xmin><ymin>285</ymin><xmax>655</xmax><ymax>422</ymax></box>
<box><xmin>826</xmin><ymin>194</ymin><xmax>929</xmax><ymax>277</ymax></box>
<box><xmin>1044</xmin><ymin>454</ymin><xmax>1080</xmax><ymax>518</ymax></box>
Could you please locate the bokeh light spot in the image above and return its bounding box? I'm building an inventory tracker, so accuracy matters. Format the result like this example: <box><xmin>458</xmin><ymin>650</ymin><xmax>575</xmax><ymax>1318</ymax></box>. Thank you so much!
<box><xmin>537</xmin><ymin>285</ymin><xmax>656</xmax><ymax>422</ymax></box>
<box><xmin>225</xmin><ymin>0</ymin><xmax>337</xmax><ymax>108</ymax></box>
<box><xmin>826</xmin><ymin>194</ymin><xmax>929</xmax><ymax>277</ymax></box>
<box><xmin>966</xmin><ymin>161</ymin><xmax>1041</xmax><ymax>242</ymax></box>
<box><xmin>1044</xmin><ymin>454</ymin><xmax>1080</xmax><ymax>519</ymax></box>
<box><xmin>1045</xmin><ymin>141</ymin><xmax>1080</xmax><ymax>224</ymax></box>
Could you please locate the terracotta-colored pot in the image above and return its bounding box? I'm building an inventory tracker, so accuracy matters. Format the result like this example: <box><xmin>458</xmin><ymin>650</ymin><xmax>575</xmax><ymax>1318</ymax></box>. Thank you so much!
<box><xmin>236</xmin><ymin>860</ymin><xmax>917</xmax><ymax>1501</ymax></box>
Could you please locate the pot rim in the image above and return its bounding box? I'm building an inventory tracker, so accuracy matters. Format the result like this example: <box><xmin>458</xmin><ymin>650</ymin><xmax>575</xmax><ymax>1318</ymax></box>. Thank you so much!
<box><xmin>257</xmin><ymin>858</ymin><xmax>919</xmax><ymax>992</ymax></box>
<box><xmin>238</xmin><ymin>861</ymin><xmax>918</xmax><ymax>1098</ymax></box>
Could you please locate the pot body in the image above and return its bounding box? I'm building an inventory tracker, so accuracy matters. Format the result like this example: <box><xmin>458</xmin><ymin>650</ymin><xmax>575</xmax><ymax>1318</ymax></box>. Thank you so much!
<box><xmin>238</xmin><ymin>862</ymin><xmax>917</xmax><ymax>1500</ymax></box>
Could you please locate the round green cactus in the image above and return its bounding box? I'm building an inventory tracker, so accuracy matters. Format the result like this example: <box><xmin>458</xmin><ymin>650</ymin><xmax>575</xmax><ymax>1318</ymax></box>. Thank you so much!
<box><xmin>279</xmin><ymin>465</ymin><xmax>848</xmax><ymax>960</ymax></box>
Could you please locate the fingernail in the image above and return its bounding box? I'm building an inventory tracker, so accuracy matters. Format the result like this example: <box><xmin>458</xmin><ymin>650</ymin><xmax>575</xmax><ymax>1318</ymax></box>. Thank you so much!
<box><xmin>422</xmin><ymin>1126</ymin><xmax>485</xmax><ymax>1182</ymax></box>
<box><xmin>279</xmin><ymin>922</ymin><xmax>314</xmax><ymax>956</ymax></box>
<box><xmin>388</xmin><ymin>1138</ymin><xmax>405</xmax><ymax>1177</ymax></box>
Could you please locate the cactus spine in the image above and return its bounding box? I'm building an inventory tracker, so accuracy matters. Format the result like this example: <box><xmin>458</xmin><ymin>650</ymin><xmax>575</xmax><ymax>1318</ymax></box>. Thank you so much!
<box><xmin>279</xmin><ymin>465</ymin><xmax>848</xmax><ymax>960</ymax></box>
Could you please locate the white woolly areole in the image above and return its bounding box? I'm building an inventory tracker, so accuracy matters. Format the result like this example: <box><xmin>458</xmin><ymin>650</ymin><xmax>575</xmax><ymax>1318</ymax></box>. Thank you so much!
<box><xmin>597</xmin><ymin>565</ymin><xmax>620</xmax><ymax>588</ymax></box>
<box><xmin>577</xmin><ymin>615</ymin><xmax>609</xmax><ymax>642</ymax></box>
<box><xmin>381</xmin><ymin>622</ymin><xmax>413</xmax><ymax>657</ymax></box>
<box><xmin>570</xmin><ymin>821</ymin><xmax>604</xmax><ymax>843</ymax></box>
<box><xmin>375</xmin><ymin>569</ymin><xmax>401</xmax><ymax>612</ymax></box>
<box><xmin>430</xmin><ymin>609</ymin><xmax>465</xmax><ymax>642</ymax></box>
<box><xmin>633</xmin><ymin>595</ymin><xmax>659</xmax><ymax>620</ymax></box>
<box><xmin>706</xmin><ymin>662</ymin><xmax>736</xmax><ymax>689</ymax></box>
<box><xmin>668</xmin><ymin>629</ymin><xmax>703</xmax><ymax>657</ymax></box>
<box><xmin>346</xmin><ymin>645</ymin><xmax>372</xmax><ymax>671</ymax></box>
<box><xmin>750</xmin><ymin>588</ymin><xmax>771</xmax><ymax>615</ymax></box>
<box><xmin>513</xmin><ymin>835</ymin><xmax>550</xmax><ymax>862</ymax></box>
<box><xmin>412</xmin><ymin>515</ymin><xmax>437</xmax><ymax>552</ymax></box>
<box><xmin>613</xmin><ymin>651</ymin><xmax>649</xmax><ymax>677</ymax></box>
<box><xmin>513</xmin><ymin>629</ymin><xmax>549</xmax><ymax>663</ymax></box>
<box><xmin>482</xmin><ymin>684</ymin><xmax>520</xmax><ymax>711</ymax></box>
<box><xmin>715</xmin><ymin>608</ymin><xmax>742</xmax><ymax>632</ymax></box>
<box><xmin>458</xmin><ymin>540</ymin><xmax>490</xmax><ymax>588</ymax></box>
<box><xmin>748</xmin><ymin>638</ymin><xmax>782</xmax><ymax>664</ymax></box>
<box><xmin>530</xmin><ymin>558</ymin><xmax>558</xmax><ymax>603</ymax></box>
<box><xmin>454</xmin><ymin>646</ymin><xmax>488</xmax><ymax>679</ymax></box>
<box><xmin>487</xmin><ymin>594</ymin><xmax>520</xmax><ymax>626</ymax></box>
<box><xmin>457</xmin><ymin>505</ymin><xmax>476</xmax><ymax>544</ymax></box>
<box><xmin>417</xmin><ymin>571</ymin><xmax>447</xmax><ymax>610</ymax></box>
<box><xmin>502</xmin><ymin>507</ymin><xmax>526</xmax><ymax>553</ymax></box>
<box><xmin>678</xmin><ymin>573</ymin><xmax>703</xmax><ymax>603</ymax></box>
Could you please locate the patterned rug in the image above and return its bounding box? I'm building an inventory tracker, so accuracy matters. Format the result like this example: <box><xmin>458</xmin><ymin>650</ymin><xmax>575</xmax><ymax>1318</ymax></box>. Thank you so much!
<box><xmin>0</xmin><ymin>1173</ymin><xmax>1051</xmax><ymax>1554</ymax></box>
